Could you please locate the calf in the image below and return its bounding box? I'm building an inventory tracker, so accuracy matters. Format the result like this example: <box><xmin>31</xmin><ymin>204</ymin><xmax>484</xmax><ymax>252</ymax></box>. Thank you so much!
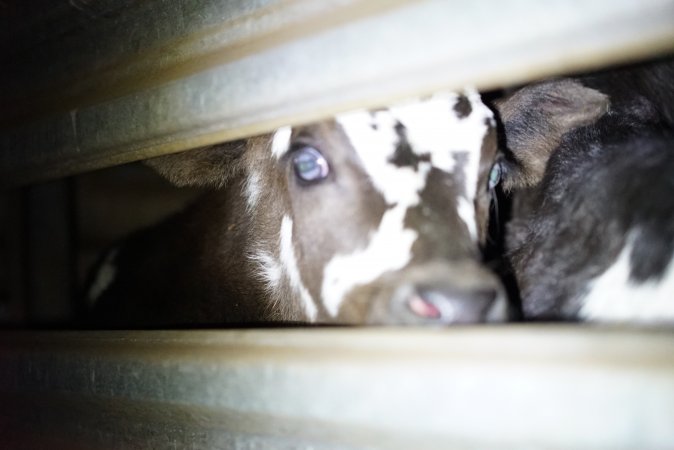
<box><xmin>88</xmin><ymin>90</ymin><xmax>509</xmax><ymax>327</ymax></box>
<box><xmin>494</xmin><ymin>69</ymin><xmax>674</xmax><ymax>323</ymax></box>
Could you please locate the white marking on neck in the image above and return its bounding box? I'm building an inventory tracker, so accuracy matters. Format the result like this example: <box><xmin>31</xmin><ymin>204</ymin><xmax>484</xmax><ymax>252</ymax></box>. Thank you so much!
<box><xmin>271</xmin><ymin>126</ymin><xmax>292</xmax><ymax>159</ymax></box>
<box><xmin>579</xmin><ymin>239</ymin><xmax>674</xmax><ymax>323</ymax></box>
<box><xmin>280</xmin><ymin>215</ymin><xmax>318</xmax><ymax>321</ymax></box>
<box><xmin>244</xmin><ymin>170</ymin><xmax>262</xmax><ymax>212</ymax></box>
<box><xmin>322</xmin><ymin>205</ymin><xmax>416</xmax><ymax>317</ymax></box>
<box><xmin>88</xmin><ymin>248</ymin><xmax>118</xmax><ymax>306</ymax></box>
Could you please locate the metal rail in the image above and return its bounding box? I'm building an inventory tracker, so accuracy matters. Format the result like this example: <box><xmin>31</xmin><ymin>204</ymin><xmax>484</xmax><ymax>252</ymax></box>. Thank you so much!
<box><xmin>1</xmin><ymin>326</ymin><xmax>673</xmax><ymax>449</ymax></box>
<box><xmin>1</xmin><ymin>0</ymin><xmax>674</xmax><ymax>186</ymax></box>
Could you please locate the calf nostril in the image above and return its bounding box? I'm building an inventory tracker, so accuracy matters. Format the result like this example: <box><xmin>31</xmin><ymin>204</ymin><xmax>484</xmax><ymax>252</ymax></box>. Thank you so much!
<box><xmin>407</xmin><ymin>294</ymin><xmax>442</xmax><ymax>319</ymax></box>
<box><xmin>407</xmin><ymin>287</ymin><xmax>500</xmax><ymax>323</ymax></box>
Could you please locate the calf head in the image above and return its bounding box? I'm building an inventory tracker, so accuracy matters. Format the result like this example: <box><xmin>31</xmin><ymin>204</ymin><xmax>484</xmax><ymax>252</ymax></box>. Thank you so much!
<box><xmin>494</xmin><ymin>79</ymin><xmax>610</xmax><ymax>191</ymax></box>
<box><xmin>148</xmin><ymin>90</ymin><xmax>508</xmax><ymax>325</ymax></box>
<box><xmin>495</xmin><ymin>77</ymin><xmax>674</xmax><ymax>323</ymax></box>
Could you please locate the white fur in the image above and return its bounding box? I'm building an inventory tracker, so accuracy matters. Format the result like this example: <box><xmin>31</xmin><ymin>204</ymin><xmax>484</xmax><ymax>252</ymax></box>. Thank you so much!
<box><xmin>271</xmin><ymin>126</ymin><xmax>292</xmax><ymax>159</ymax></box>
<box><xmin>457</xmin><ymin>196</ymin><xmax>477</xmax><ymax>241</ymax></box>
<box><xmin>322</xmin><ymin>204</ymin><xmax>417</xmax><ymax>317</ymax></box>
<box><xmin>450</xmin><ymin>89</ymin><xmax>494</xmax><ymax>205</ymax></box>
<box><xmin>337</xmin><ymin>89</ymin><xmax>492</xmax><ymax>232</ymax></box>
<box><xmin>248</xmin><ymin>249</ymin><xmax>282</xmax><ymax>293</ymax></box>
<box><xmin>579</xmin><ymin>240</ymin><xmax>674</xmax><ymax>323</ymax></box>
<box><xmin>337</xmin><ymin>109</ymin><xmax>432</xmax><ymax>207</ymax></box>
<box><xmin>280</xmin><ymin>215</ymin><xmax>318</xmax><ymax>321</ymax></box>
<box><xmin>321</xmin><ymin>91</ymin><xmax>493</xmax><ymax>316</ymax></box>
<box><xmin>244</xmin><ymin>170</ymin><xmax>262</xmax><ymax>211</ymax></box>
<box><xmin>87</xmin><ymin>249</ymin><xmax>118</xmax><ymax>306</ymax></box>
<box><xmin>328</xmin><ymin>104</ymin><xmax>432</xmax><ymax>317</ymax></box>
<box><xmin>389</xmin><ymin>92</ymin><xmax>462</xmax><ymax>174</ymax></box>
<box><xmin>392</xmin><ymin>89</ymin><xmax>493</xmax><ymax>206</ymax></box>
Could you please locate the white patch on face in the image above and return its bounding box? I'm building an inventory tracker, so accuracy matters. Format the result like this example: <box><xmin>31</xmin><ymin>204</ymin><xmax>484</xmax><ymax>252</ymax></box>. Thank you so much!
<box><xmin>579</xmin><ymin>239</ymin><xmax>674</xmax><ymax>323</ymax></box>
<box><xmin>337</xmin><ymin>109</ymin><xmax>431</xmax><ymax>207</ymax></box>
<box><xmin>322</xmin><ymin>91</ymin><xmax>494</xmax><ymax>316</ymax></box>
<box><xmin>338</xmin><ymin>89</ymin><xmax>493</xmax><ymax>230</ymax></box>
<box><xmin>392</xmin><ymin>88</ymin><xmax>493</xmax><ymax>204</ymax></box>
<box><xmin>244</xmin><ymin>170</ymin><xmax>262</xmax><ymax>212</ymax></box>
<box><xmin>279</xmin><ymin>215</ymin><xmax>318</xmax><ymax>321</ymax></box>
<box><xmin>457</xmin><ymin>196</ymin><xmax>477</xmax><ymax>241</ymax></box>
<box><xmin>87</xmin><ymin>249</ymin><xmax>118</xmax><ymax>306</ymax></box>
<box><xmin>271</xmin><ymin>126</ymin><xmax>292</xmax><ymax>159</ymax></box>
<box><xmin>322</xmin><ymin>205</ymin><xmax>417</xmax><ymax>317</ymax></box>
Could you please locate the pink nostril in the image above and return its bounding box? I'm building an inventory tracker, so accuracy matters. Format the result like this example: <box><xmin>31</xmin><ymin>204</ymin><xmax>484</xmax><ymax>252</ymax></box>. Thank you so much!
<box><xmin>408</xmin><ymin>294</ymin><xmax>442</xmax><ymax>319</ymax></box>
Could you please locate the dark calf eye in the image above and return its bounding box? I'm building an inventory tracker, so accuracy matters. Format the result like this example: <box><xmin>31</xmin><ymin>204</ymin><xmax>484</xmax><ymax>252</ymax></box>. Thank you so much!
<box><xmin>293</xmin><ymin>146</ymin><xmax>330</xmax><ymax>183</ymax></box>
<box><xmin>488</xmin><ymin>162</ymin><xmax>502</xmax><ymax>190</ymax></box>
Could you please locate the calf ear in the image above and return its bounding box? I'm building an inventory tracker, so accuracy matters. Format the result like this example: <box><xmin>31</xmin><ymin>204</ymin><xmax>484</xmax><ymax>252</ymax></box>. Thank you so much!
<box><xmin>144</xmin><ymin>140</ymin><xmax>247</xmax><ymax>188</ymax></box>
<box><xmin>495</xmin><ymin>79</ymin><xmax>609</xmax><ymax>190</ymax></box>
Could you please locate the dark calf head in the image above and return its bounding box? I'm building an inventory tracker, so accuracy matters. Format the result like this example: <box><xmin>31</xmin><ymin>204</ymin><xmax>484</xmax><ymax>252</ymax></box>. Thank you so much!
<box><xmin>494</xmin><ymin>76</ymin><xmax>674</xmax><ymax>324</ymax></box>
<box><xmin>494</xmin><ymin>79</ymin><xmax>610</xmax><ymax>190</ymax></box>
<box><xmin>147</xmin><ymin>90</ymin><xmax>508</xmax><ymax>325</ymax></box>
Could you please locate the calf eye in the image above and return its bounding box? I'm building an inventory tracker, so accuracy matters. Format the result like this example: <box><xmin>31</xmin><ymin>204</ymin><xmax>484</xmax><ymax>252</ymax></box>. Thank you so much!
<box><xmin>293</xmin><ymin>146</ymin><xmax>330</xmax><ymax>183</ymax></box>
<box><xmin>488</xmin><ymin>162</ymin><xmax>502</xmax><ymax>190</ymax></box>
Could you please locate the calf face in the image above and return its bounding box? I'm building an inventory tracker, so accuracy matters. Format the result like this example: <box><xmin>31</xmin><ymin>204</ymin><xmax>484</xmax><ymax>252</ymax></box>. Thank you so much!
<box><xmin>495</xmin><ymin>74</ymin><xmax>674</xmax><ymax>324</ymax></box>
<box><xmin>89</xmin><ymin>90</ymin><xmax>509</xmax><ymax>326</ymax></box>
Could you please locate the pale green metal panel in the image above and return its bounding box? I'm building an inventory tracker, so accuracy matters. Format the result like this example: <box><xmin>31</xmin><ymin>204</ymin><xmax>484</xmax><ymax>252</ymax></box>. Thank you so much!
<box><xmin>1</xmin><ymin>327</ymin><xmax>673</xmax><ymax>449</ymax></box>
<box><xmin>1</xmin><ymin>0</ymin><xmax>674</xmax><ymax>186</ymax></box>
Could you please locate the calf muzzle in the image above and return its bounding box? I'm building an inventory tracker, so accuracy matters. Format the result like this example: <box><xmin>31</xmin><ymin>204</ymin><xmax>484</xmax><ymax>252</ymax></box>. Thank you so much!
<box><xmin>367</xmin><ymin>261</ymin><xmax>509</xmax><ymax>324</ymax></box>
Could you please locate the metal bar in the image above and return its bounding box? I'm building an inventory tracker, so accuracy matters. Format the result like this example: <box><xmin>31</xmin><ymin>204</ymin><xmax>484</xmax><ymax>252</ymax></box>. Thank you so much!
<box><xmin>2</xmin><ymin>0</ymin><xmax>674</xmax><ymax>186</ymax></box>
<box><xmin>0</xmin><ymin>326</ymin><xmax>673</xmax><ymax>449</ymax></box>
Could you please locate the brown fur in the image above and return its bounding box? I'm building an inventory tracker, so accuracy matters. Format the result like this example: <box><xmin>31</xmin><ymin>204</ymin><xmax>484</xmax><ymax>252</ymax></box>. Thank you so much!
<box><xmin>90</xmin><ymin>105</ymin><xmax>508</xmax><ymax>326</ymax></box>
<box><xmin>146</xmin><ymin>140</ymin><xmax>247</xmax><ymax>188</ymax></box>
<box><xmin>494</xmin><ymin>80</ymin><xmax>609</xmax><ymax>190</ymax></box>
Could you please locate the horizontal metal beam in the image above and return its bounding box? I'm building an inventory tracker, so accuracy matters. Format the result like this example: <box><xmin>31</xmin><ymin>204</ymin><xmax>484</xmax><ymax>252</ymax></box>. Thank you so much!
<box><xmin>2</xmin><ymin>0</ymin><xmax>674</xmax><ymax>186</ymax></box>
<box><xmin>1</xmin><ymin>326</ymin><xmax>673</xmax><ymax>449</ymax></box>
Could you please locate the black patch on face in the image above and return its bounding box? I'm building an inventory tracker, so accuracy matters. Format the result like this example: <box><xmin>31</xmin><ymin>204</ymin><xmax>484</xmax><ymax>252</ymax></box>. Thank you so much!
<box><xmin>388</xmin><ymin>121</ymin><xmax>428</xmax><ymax>170</ymax></box>
<box><xmin>404</xmin><ymin>167</ymin><xmax>476</xmax><ymax>262</ymax></box>
<box><xmin>454</xmin><ymin>95</ymin><xmax>472</xmax><ymax>118</ymax></box>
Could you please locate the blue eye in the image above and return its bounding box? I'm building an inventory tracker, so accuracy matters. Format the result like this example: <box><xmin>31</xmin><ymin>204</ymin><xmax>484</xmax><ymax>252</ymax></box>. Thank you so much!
<box><xmin>488</xmin><ymin>162</ymin><xmax>502</xmax><ymax>190</ymax></box>
<box><xmin>292</xmin><ymin>146</ymin><xmax>329</xmax><ymax>183</ymax></box>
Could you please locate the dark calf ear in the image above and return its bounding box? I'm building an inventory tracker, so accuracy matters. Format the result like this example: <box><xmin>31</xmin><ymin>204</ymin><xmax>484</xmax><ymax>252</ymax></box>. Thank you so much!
<box><xmin>495</xmin><ymin>79</ymin><xmax>609</xmax><ymax>190</ymax></box>
<box><xmin>144</xmin><ymin>140</ymin><xmax>247</xmax><ymax>188</ymax></box>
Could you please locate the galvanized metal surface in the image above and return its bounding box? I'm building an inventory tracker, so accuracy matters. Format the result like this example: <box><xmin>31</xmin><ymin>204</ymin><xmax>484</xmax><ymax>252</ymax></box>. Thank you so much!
<box><xmin>1</xmin><ymin>326</ymin><xmax>673</xmax><ymax>449</ymax></box>
<box><xmin>2</xmin><ymin>0</ymin><xmax>674</xmax><ymax>186</ymax></box>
